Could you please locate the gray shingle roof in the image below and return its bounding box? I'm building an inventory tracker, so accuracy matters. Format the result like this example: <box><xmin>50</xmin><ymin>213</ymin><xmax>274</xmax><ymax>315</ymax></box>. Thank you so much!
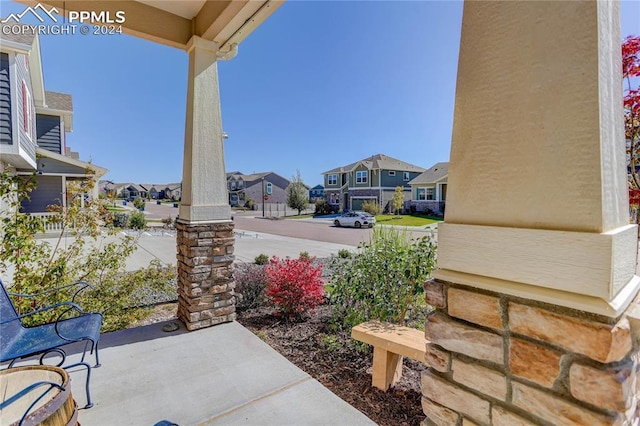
<box><xmin>45</xmin><ymin>91</ymin><xmax>73</xmax><ymax>111</ymax></box>
<box><xmin>323</xmin><ymin>154</ymin><xmax>425</xmax><ymax>175</ymax></box>
<box><xmin>409</xmin><ymin>162</ymin><xmax>449</xmax><ymax>185</ymax></box>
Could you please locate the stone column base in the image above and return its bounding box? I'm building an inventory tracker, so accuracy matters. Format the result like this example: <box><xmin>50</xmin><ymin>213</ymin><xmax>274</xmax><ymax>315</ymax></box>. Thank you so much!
<box><xmin>176</xmin><ymin>221</ymin><xmax>235</xmax><ymax>331</ymax></box>
<box><xmin>422</xmin><ymin>279</ymin><xmax>639</xmax><ymax>425</ymax></box>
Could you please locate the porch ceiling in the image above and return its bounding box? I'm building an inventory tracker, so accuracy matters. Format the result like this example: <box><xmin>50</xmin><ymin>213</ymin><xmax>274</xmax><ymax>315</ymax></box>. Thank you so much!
<box><xmin>15</xmin><ymin>0</ymin><xmax>283</xmax><ymax>50</ymax></box>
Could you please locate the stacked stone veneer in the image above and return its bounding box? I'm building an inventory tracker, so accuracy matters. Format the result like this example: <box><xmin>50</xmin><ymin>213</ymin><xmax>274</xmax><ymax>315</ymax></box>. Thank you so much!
<box><xmin>176</xmin><ymin>221</ymin><xmax>235</xmax><ymax>330</ymax></box>
<box><xmin>422</xmin><ymin>279</ymin><xmax>640</xmax><ymax>425</ymax></box>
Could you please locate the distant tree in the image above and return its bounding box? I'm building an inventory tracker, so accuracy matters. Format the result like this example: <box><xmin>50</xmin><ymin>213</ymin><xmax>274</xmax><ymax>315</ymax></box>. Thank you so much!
<box><xmin>624</xmin><ymin>35</ymin><xmax>640</xmax><ymax>222</ymax></box>
<box><xmin>392</xmin><ymin>186</ymin><xmax>404</xmax><ymax>215</ymax></box>
<box><xmin>287</xmin><ymin>170</ymin><xmax>309</xmax><ymax>215</ymax></box>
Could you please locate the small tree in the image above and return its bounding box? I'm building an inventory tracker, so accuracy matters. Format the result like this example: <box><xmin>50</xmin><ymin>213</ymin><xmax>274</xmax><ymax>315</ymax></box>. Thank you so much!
<box><xmin>286</xmin><ymin>169</ymin><xmax>309</xmax><ymax>215</ymax></box>
<box><xmin>392</xmin><ymin>186</ymin><xmax>404</xmax><ymax>215</ymax></box>
<box><xmin>623</xmin><ymin>35</ymin><xmax>640</xmax><ymax>222</ymax></box>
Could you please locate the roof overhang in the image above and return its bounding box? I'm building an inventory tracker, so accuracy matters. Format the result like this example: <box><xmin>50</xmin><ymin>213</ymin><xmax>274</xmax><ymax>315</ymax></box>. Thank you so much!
<box><xmin>15</xmin><ymin>0</ymin><xmax>284</xmax><ymax>51</ymax></box>
<box><xmin>37</xmin><ymin>147</ymin><xmax>108</xmax><ymax>178</ymax></box>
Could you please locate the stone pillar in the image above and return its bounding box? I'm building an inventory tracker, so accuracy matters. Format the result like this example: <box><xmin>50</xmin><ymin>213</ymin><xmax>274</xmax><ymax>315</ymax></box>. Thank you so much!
<box><xmin>422</xmin><ymin>1</ymin><xmax>640</xmax><ymax>424</ymax></box>
<box><xmin>177</xmin><ymin>36</ymin><xmax>235</xmax><ymax>330</ymax></box>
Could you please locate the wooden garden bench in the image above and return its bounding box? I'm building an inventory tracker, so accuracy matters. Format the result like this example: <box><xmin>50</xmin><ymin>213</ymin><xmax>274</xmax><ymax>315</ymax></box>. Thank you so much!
<box><xmin>351</xmin><ymin>321</ymin><xmax>426</xmax><ymax>391</ymax></box>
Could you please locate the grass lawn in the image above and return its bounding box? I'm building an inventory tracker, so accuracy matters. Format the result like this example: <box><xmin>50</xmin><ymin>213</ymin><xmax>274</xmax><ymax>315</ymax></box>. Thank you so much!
<box><xmin>106</xmin><ymin>205</ymin><xmax>127</xmax><ymax>212</ymax></box>
<box><xmin>375</xmin><ymin>214</ymin><xmax>442</xmax><ymax>227</ymax></box>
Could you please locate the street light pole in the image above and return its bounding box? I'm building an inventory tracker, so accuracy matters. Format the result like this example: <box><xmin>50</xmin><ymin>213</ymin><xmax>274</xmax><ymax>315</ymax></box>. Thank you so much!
<box><xmin>262</xmin><ymin>177</ymin><xmax>265</xmax><ymax>218</ymax></box>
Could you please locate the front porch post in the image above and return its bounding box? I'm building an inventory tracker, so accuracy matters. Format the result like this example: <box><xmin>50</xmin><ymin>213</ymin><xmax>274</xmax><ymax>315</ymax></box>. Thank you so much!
<box><xmin>176</xmin><ymin>36</ymin><xmax>235</xmax><ymax>331</ymax></box>
<box><xmin>423</xmin><ymin>1</ymin><xmax>640</xmax><ymax>424</ymax></box>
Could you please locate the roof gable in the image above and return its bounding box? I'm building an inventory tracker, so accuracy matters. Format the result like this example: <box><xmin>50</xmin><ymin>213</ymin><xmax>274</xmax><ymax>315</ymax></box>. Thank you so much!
<box><xmin>323</xmin><ymin>153</ymin><xmax>425</xmax><ymax>175</ymax></box>
<box><xmin>409</xmin><ymin>162</ymin><xmax>449</xmax><ymax>185</ymax></box>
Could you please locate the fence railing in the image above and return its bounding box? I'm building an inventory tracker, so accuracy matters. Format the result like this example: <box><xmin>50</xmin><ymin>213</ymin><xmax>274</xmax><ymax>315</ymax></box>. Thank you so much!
<box><xmin>29</xmin><ymin>212</ymin><xmax>67</xmax><ymax>233</ymax></box>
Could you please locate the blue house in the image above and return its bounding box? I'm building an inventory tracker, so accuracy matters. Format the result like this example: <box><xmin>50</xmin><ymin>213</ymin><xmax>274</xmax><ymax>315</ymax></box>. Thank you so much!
<box><xmin>308</xmin><ymin>185</ymin><xmax>325</xmax><ymax>202</ymax></box>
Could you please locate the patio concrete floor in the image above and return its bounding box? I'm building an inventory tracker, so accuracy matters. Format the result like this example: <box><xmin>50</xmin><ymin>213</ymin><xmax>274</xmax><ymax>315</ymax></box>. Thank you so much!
<box><xmin>60</xmin><ymin>320</ymin><xmax>375</xmax><ymax>426</ymax></box>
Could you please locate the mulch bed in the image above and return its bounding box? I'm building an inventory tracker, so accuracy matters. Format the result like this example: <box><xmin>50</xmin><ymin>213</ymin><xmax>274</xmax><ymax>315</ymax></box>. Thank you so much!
<box><xmin>236</xmin><ymin>304</ymin><xmax>426</xmax><ymax>426</ymax></box>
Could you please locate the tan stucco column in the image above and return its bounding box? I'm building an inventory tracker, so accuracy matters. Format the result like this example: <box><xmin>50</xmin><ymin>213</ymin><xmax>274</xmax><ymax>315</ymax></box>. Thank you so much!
<box><xmin>176</xmin><ymin>36</ymin><xmax>235</xmax><ymax>330</ymax></box>
<box><xmin>179</xmin><ymin>36</ymin><xmax>230</xmax><ymax>223</ymax></box>
<box><xmin>436</xmin><ymin>0</ymin><xmax>638</xmax><ymax>317</ymax></box>
<box><xmin>422</xmin><ymin>3</ymin><xmax>640</xmax><ymax>424</ymax></box>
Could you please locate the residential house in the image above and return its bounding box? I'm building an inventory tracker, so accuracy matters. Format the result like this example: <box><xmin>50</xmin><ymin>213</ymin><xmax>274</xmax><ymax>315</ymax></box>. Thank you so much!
<box><xmin>163</xmin><ymin>183</ymin><xmax>182</xmax><ymax>201</ymax></box>
<box><xmin>118</xmin><ymin>183</ymin><xmax>148</xmax><ymax>200</ymax></box>
<box><xmin>407</xmin><ymin>161</ymin><xmax>448</xmax><ymax>216</ymax></box>
<box><xmin>308</xmin><ymin>185</ymin><xmax>325</xmax><ymax>203</ymax></box>
<box><xmin>227</xmin><ymin>171</ymin><xmax>291</xmax><ymax>207</ymax></box>
<box><xmin>322</xmin><ymin>153</ymin><xmax>425</xmax><ymax>212</ymax></box>
<box><xmin>140</xmin><ymin>184</ymin><xmax>161</xmax><ymax>199</ymax></box>
<box><xmin>0</xmin><ymin>27</ymin><xmax>107</xmax><ymax>213</ymax></box>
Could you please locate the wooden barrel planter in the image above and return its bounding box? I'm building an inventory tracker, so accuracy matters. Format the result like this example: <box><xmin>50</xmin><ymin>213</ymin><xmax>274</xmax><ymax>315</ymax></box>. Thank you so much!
<box><xmin>0</xmin><ymin>365</ymin><xmax>77</xmax><ymax>426</ymax></box>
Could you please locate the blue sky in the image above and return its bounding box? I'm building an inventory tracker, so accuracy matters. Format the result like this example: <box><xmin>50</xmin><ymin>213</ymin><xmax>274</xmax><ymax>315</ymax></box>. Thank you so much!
<box><xmin>2</xmin><ymin>1</ymin><xmax>639</xmax><ymax>187</ymax></box>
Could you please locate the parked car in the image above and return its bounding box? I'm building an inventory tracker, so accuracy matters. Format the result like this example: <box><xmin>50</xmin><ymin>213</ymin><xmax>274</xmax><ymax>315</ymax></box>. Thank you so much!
<box><xmin>333</xmin><ymin>211</ymin><xmax>376</xmax><ymax>228</ymax></box>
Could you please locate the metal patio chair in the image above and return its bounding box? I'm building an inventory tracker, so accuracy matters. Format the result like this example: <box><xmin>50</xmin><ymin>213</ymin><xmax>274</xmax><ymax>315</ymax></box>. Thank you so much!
<box><xmin>0</xmin><ymin>279</ymin><xmax>102</xmax><ymax>408</ymax></box>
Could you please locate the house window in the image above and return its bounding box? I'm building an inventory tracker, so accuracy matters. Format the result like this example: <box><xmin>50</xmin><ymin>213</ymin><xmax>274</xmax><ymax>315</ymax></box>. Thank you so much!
<box><xmin>403</xmin><ymin>172</ymin><xmax>410</xmax><ymax>181</ymax></box>
<box><xmin>237</xmin><ymin>180</ymin><xmax>244</xmax><ymax>189</ymax></box>
<box><xmin>417</xmin><ymin>188</ymin><xmax>426</xmax><ymax>201</ymax></box>
<box><xmin>230</xmin><ymin>181</ymin><xmax>236</xmax><ymax>190</ymax></box>
<box><xmin>388</xmin><ymin>171</ymin><xmax>396</xmax><ymax>176</ymax></box>
<box><xmin>426</xmin><ymin>187</ymin><xmax>435</xmax><ymax>200</ymax></box>
<box><xmin>328</xmin><ymin>174</ymin><xmax>337</xmax><ymax>185</ymax></box>
<box><xmin>22</xmin><ymin>81</ymin><xmax>32</xmax><ymax>138</ymax></box>
<box><xmin>266</xmin><ymin>182</ymin><xmax>272</xmax><ymax>195</ymax></box>
<box><xmin>356</xmin><ymin>171</ymin><xmax>368</xmax><ymax>184</ymax></box>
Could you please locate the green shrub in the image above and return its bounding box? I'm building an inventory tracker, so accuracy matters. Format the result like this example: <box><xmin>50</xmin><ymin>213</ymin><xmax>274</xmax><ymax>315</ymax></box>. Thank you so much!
<box><xmin>133</xmin><ymin>197</ymin><xmax>145</xmax><ymax>210</ymax></box>
<box><xmin>299</xmin><ymin>251</ymin><xmax>310</xmax><ymax>260</ymax></box>
<box><xmin>112</xmin><ymin>212</ymin><xmax>130</xmax><ymax>228</ymax></box>
<box><xmin>234</xmin><ymin>263</ymin><xmax>268</xmax><ymax>310</ymax></box>
<box><xmin>314</xmin><ymin>199</ymin><xmax>333</xmax><ymax>216</ymax></box>
<box><xmin>245</xmin><ymin>198</ymin><xmax>255</xmax><ymax>209</ymax></box>
<box><xmin>362</xmin><ymin>200</ymin><xmax>381</xmax><ymax>216</ymax></box>
<box><xmin>129</xmin><ymin>211</ymin><xmax>147</xmax><ymax>229</ymax></box>
<box><xmin>254</xmin><ymin>253</ymin><xmax>270</xmax><ymax>265</ymax></box>
<box><xmin>337</xmin><ymin>249</ymin><xmax>351</xmax><ymax>259</ymax></box>
<box><xmin>328</xmin><ymin>227</ymin><xmax>436</xmax><ymax>329</ymax></box>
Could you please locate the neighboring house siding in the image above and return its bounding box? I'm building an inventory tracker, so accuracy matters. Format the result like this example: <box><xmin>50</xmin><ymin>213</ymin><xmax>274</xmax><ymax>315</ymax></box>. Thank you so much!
<box><xmin>0</xmin><ymin>53</ymin><xmax>11</xmax><ymax>145</ymax></box>
<box><xmin>36</xmin><ymin>114</ymin><xmax>62</xmax><ymax>153</ymax></box>
<box><xmin>243</xmin><ymin>182</ymin><xmax>288</xmax><ymax>204</ymax></box>
<box><xmin>381</xmin><ymin>170</ymin><xmax>412</xmax><ymax>187</ymax></box>
<box><xmin>21</xmin><ymin>175</ymin><xmax>62</xmax><ymax>212</ymax></box>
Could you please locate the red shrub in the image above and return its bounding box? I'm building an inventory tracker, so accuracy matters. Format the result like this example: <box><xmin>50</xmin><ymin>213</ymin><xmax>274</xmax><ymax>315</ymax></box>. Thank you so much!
<box><xmin>265</xmin><ymin>256</ymin><xmax>324</xmax><ymax>320</ymax></box>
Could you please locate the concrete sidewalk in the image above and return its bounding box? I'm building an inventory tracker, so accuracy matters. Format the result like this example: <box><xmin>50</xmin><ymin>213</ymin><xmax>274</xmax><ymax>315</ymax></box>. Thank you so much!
<box><xmin>15</xmin><ymin>321</ymin><xmax>374</xmax><ymax>425</ymax></box>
